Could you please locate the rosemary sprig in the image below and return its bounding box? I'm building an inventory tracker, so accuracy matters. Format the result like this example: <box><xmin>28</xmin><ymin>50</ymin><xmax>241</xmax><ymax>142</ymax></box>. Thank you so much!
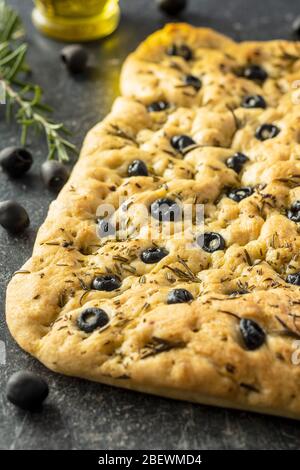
<box><xmin>0</xmin><ymin>0</ymin><xmax>77</xmax><ymax>162</ymax></box>
<box><xmin>0</xmin><ymin>0</ymin><xmax>23</xmax><ymax>42</ymax></box>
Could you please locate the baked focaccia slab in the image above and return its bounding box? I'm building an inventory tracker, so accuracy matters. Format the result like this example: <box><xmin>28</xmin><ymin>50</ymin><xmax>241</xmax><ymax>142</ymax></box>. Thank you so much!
<box><xmin>6</xmin><ymin>24</ymin><xmax>300</xmax><ymax>419</ymax></box>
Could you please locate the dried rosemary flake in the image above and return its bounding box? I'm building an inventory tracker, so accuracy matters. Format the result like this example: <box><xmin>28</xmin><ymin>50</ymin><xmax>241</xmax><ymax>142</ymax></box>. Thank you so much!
<box><xmin>141</xmin><ymin>302</ymin><xmax>151</xmax><ymax>312</ymax></box>
<box><xmin>121</xmin><ymin>264</ymin><xmax>136</xmax><ymax>274</ymax></box>
<box><xmin>79</xmin><ymin>290</ymin><xmax>90</xmax><ymax>306</ymax></box>
<box><xmin>113</xmin><ymin>255</ymin><xmax>129</xmax><ymax>263</ymax></box>
<box><xmin>140</xmin><ymin>337</ymin><xmax>186</xmax><ymax>359</ymax></box>
<box><xmin>244</xmin><ymin>249</ymin><xmax>252</xmax><ymax>266</ymax></box>
<box><xmin>78</xmin><ymin>277</ymin><xmax>89</xmax><ymax>291</ymax></box>
<box><xmin>57</xmin><ymin>326</ymin><xmax>68</xmax><ymax>331</ymax></box>
<box><xmin>41</xmin><ymin>242</ymin><xmax>60</xmax><ymax>246</ymax></box>
<box><xmin>219</xmin><ymin>310</ymin><xmax>240</xmax><ymax>320</ymax></box>
<box><xmin>275</xmin><ymin>315</ymin><xmax>300</xmax><ymax>339</ymax></box>
<box><xmin>58</xmin><ymin>291</ymin><xmax>68</xmax><ymax>308</ymax></box>
<box><xmin>240</xmin><ymin>383</ymin><xmax>260</xmax><ymax>393</ymax></box>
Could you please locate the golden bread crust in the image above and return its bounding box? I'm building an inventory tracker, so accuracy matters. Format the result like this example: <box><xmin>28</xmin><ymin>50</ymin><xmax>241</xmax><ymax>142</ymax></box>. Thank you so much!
<box><xmin>6</xmin><ymin>24</ymin><xmax>300</xmax><ymax>419</ymax></box>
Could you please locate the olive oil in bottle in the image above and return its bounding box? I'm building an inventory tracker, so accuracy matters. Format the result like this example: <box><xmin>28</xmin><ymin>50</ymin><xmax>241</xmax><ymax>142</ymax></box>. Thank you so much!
<box><xmin>32</xmin><ymin>0</ymin><xmax>120</xmax><ymax>41</ymax></box>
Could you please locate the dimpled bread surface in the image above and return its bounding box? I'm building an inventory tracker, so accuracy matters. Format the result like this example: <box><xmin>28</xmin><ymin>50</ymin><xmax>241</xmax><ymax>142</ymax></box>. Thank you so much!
<box><xmin>6</xmin><ymin>24</ymin><xmax>300</xmax><ymax>419</ymax></box>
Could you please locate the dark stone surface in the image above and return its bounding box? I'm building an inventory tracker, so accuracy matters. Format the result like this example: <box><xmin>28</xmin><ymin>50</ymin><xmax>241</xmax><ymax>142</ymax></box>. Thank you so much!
<box><xmin>1</xmin><ymin>0</ymin><xmax>300</xmax><ymax>450</ymax></box>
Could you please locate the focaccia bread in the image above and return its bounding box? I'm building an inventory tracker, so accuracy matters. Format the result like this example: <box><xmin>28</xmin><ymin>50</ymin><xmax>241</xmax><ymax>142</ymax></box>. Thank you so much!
<box><xmin>6</xmin><ymin>24</ymin><xmax>300</xmax><ymax>419</ymax></box>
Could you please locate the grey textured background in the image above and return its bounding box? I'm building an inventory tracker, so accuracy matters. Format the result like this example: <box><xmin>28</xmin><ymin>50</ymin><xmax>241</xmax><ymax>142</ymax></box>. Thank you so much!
<box><xmin>1</xmin><ymin>0</ymin><xmax>300</xmax><ymax>450</ymax></box>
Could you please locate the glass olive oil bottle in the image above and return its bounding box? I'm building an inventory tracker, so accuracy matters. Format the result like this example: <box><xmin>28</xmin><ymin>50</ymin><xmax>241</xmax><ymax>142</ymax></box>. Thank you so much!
<box><xmin>32</xmin><ymin>0</ymin><xmax>120</xmax><ymax>41</ymax></box>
